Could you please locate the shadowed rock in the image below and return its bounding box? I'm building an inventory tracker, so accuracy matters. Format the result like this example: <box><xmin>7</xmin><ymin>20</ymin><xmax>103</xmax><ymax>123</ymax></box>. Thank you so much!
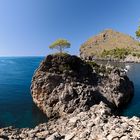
<box><xmin>31</xmin><ymin>54</ymin><xmax>134</xmax><ymax>118</ymax></box>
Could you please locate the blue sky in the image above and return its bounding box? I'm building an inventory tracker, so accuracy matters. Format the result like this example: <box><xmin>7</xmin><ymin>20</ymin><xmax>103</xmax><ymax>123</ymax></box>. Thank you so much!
<box><xmin>0</xmin><ymin>0</ymin><xmax>140</xmax><ymax>56</ymax></box>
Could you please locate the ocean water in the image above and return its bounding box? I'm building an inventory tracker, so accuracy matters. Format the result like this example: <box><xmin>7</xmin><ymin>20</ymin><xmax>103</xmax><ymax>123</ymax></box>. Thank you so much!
<box><xmin>0</xmin><ymin>57</ymin><xmax>47</xmax><ymax>128</ymax></box>
<box><xmin>122</xmin><ymin>63</ymin><xmax>140</xmax><ymax>117</ymax></box>
<box><xmin>95</xmin><ymin>60</ymin><xmax>140</xmax><ymax>117</ymax></box>
<box><xmin>0</xmin><ymin>58</ymin><xmax>140</xmax><ymax>128</ymax></box>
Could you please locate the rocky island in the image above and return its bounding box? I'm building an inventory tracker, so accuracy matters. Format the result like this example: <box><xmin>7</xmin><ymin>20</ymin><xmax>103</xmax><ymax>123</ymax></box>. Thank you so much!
<box><xmin>1</xmin><ymin>53</ymin><xmax>140</xmax><ymax>140</ymax></box>
<box><xmin>80</xmin><ymin>29</ymin><xmax>140</xmax><ymax>63</ymax></box>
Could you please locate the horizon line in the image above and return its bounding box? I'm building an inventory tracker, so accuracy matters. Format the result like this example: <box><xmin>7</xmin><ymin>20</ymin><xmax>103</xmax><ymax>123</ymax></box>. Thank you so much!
<box><xmin>0</xmin><ymin>56</ymin><xmax>45</xmax><ymax>57</ymax></box>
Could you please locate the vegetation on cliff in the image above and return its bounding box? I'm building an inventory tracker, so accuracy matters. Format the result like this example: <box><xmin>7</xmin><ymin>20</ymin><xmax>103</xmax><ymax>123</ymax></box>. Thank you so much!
<box><xmin>101</xmin><ymin>48</ymin><xmax>131</xmax><ymax>59</ymax></box>
<box><xmin>80</xmin><ymin>29</ymin><xmax>140</xmax><ymax>60</ymax></box>
<box><xmin>136</xmin><ymin>25</ymin><xmax>140</xmax><ymax>39</ymax></box>
<box><xmin>49</xmin><ymin>39</ymin><xmax>71</xmax><ymax>53</ymax></box>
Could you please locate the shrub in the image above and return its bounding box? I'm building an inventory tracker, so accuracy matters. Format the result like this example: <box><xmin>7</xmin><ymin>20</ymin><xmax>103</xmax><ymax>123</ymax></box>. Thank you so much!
<box><xmin>101</xmin><ymin>48</ymin><xmax>131</xmax><ymax>59</ymax></box>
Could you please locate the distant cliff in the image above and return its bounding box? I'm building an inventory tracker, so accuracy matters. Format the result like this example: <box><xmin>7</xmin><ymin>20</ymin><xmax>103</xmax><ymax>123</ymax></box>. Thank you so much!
<box><xmin>80</xmin><ymin>29</ymin><xmax>140</xmax><ymax>62</ymax></box>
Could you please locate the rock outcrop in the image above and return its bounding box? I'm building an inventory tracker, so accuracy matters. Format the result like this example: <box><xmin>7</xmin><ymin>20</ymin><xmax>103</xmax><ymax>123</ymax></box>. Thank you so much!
<box><xmin>0</xmin><ymin>54</ymin><xmax>136</xmax><ymax>139</ymax></box>
<box><xmin>80</xmin><ymin>29</ymin><xmax>140</xmax><ymax>62</ymax></box>
<box><xmin>31</xmin><ymin>54</ymin><xmax>134</xmax><ymax>118</ymax></box>
<box><xmin>98</xmin><ymin>69</ymin><xmax>134</xmax><ymax>108</ymax></box>
<box><xmin>31</xmin><ymin>54</ymin><xmax>98</xmax><ymax>118</ymax></box>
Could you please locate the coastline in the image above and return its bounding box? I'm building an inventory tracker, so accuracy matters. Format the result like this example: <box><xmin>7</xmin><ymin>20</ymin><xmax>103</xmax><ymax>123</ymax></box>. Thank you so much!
<box><xmin>1</xmin><ymin>103</ymin><xmax>140</xmax><ymax>139</ymax></box>
<box><xmin>82</xmin><ymin>55</ymin><xmax>140</xmax><ymax>63</ymax></box>
<box><xmin>0</xmin><ymin>54</ymin><xmax>139</xmax><ymax>139</ymax></box>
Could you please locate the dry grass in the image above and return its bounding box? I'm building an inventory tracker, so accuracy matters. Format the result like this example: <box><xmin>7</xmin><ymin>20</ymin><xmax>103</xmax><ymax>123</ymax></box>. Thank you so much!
<box><xmin>80</xmin><ymin>29</ymin><xmax>140</xmax><ymax>57</ymax></box>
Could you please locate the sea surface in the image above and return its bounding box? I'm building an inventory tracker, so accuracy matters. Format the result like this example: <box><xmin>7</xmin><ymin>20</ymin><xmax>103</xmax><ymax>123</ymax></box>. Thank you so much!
<box><xmin>96</xmin><ymin>60</ymin><xmax>140</xmax><ymax>117</ymax></box>
<box><xmin>0</xmin><ymin>57</ymin><xmax>47</xmax><ymax>128</ymax></box>
<box><xmin>0</xmin><ymin>58</ymin><xmax>140</xmax><ymax>128</ymax></box>
<box><xmin>121</xmin><ymin>63</ymin><xmax>140</xmax><ymax>117</ymax></box>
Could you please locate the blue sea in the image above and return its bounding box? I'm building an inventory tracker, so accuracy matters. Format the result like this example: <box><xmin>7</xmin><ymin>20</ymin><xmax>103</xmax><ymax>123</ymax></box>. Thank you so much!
<box><xmin>0</xmin><ymin>57</ymin><xmax>47</xmax><ymax>128</ymax></box>
<box><xmin>0</xmin><ymin>58</ymin><xmax>140</xmax><ymax>128</ymax></box>
<box><xmin>122</xmin><ymin>63</ymin><xmax>140</xmax><ymax>117</ymax></box>
<box><xmin>95</xmin><ymin>61</ymin><xmax>140</xmax><ymax>117</ymax></box>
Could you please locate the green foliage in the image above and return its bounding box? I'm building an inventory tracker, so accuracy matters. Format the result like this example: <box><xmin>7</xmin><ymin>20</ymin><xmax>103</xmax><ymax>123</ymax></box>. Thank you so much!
<box><xmin>49</xmin><ymin>39</ymin><xmax>71</xmax><ymax>53</ymax></box>
<box><xmin>132</xmin><ymin>53</ymin><xmax>140</xmax><ymax>58</ymax></box>
<box><xmin>101</xmin><ymin>48</ymin><xmax>131</xmax><ymax>59</ymax></box>
<box><xmin>86</xmin><ymin>61</ymin><xmax>100</xmax><ymax>73</ymax></box>
<box><xmin>136</xmin><ymin>25</ymin><xmax>140</xmax><ymax>47</ymax></box>
<box><xmin>86</xmin><ymin>61</ymin><xmax>99</xmax><ymax>69</ymax></box>
<box><xmin>137</xmin><ymin>54</ymin><xmax>140</xmax><ymax>58</ymax></box>
<box><xmin>136</xmin><ymin>26</ymin><xmax>140</xmax><ymax>39</ymax></box>
<box><xmin>132</xmin><ymin>53</ymin><xmax>136</xmax><ymax>57</ymax></box>
<box><xmin>98</xmin><ymin>65</ymin><xmax>106</xmax><ymax>73</ymax></box>
<box><xmin>53</xmin><ymin>52</ymin><xmax>70</xmax><ymax>57</ymax></box>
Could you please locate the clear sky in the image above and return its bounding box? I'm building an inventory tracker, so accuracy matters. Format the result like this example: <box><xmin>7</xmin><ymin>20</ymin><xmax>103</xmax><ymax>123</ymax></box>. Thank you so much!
<box><xmin>0</xmin><ymin>0</ymin><xmax>140</xmax><ymax>56</ymax></box>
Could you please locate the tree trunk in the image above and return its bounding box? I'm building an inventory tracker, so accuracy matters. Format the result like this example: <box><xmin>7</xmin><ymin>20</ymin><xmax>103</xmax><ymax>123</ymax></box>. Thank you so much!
<box><xmin>59</xmin><ymin>46</ymin><xmax>62</xmax><ymax>53</ymax></box>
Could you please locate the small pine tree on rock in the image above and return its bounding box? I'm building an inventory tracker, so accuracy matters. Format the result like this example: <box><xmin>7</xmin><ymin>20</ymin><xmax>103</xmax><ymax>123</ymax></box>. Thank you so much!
<box><xmin>136</xmin><ymin>25</ymin><xmax>140</xmax><ymax>39</ymax></box>
<box><xmin>49</xmin><ymin>39</ymin><xmax>71</xmax><ymax>53</ymax></box>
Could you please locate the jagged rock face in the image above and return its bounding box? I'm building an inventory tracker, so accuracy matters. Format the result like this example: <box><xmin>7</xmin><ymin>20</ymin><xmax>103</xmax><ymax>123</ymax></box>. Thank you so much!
<box><xmin>99</xmin><ymin>69</ymin><xmax>134</xmax><ymax>108</ymax></box>
<box><xmin>31</xmin><ymin>54</ymin><xmax>98</xmax><ymax>118</ymax></box>
<box><xmin>80</xmin><ymin>29</ymin><xmax>140</xmax><ymax>60</ymax></box>
<box><xmin>31</xmin><ymin>54</ymin><xmax>134</xmax><ymax>118</ymax></box>
<box><xmin>0</xmin><ymin>54</ymin><xmax>136</xmax><ymax>139</ymax></box>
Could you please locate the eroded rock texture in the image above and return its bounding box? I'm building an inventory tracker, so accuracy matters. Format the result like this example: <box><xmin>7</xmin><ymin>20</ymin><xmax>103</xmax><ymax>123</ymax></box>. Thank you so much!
<box><xmin>31</xmin><ymin>54</ymin><xmax>134</xmax><ymax>118</ymax></box>
<box><xmin>0</xmin><ymin>54</ymin><xmax>137</xmax><ymax>139</ymax></box>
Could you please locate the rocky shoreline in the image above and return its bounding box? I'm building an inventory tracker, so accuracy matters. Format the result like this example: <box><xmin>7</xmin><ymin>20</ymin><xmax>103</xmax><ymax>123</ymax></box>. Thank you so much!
<box><xmin>81</xmin><ymin>55</ymin><xmax>140</xmax><ymax>63</ymax></box>
<box><xmin>1</xmin><ymin>102</ymin><xmax>140</xmax><ymax>139</ymax></box>
<box><xmin>1</xmin><ymin>54</ymin><xmax>140</xmax><ymax>140</ymax></box>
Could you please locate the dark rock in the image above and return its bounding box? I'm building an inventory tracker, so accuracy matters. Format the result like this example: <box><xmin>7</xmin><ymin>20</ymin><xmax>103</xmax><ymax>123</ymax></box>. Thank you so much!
<box><xmin>31</xmin><ymin>54</ymin><xmax>134</xmax><ymax>118</ymax></box>
<box><xmin>0</xmin><ymin>54</ymin><xmax>136</xmax><ymax>139</ymax></box>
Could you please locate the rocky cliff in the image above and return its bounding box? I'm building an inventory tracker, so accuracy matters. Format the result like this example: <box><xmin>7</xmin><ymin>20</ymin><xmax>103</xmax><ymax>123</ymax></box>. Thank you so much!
<box><xmin>31</xmin><ymin>54</ymin><xmax>134</xmax><ymax>118</ymax></box>
<box><xmin>80</xmin><ymin>29</ymin><xmax>140</xmax><ymax>62</ymax></box>
<box><xmin>0</xmin><ymin>54</ymin><xmax>138</xmax><ymax>140</ymax></box>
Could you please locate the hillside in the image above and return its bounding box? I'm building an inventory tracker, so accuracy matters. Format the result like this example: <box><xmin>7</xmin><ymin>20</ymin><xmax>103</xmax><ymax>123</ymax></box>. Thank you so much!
<box><xmin>80</xmin><ymin>29</ymin><xmax>140</xmax><ymax>61</ymax></box>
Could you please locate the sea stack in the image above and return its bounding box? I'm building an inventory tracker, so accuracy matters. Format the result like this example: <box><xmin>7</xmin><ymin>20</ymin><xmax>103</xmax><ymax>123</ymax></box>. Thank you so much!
<box><xmin>31</xmin><ymin>53</ymin><xmax>134</xmax><ymax>118</ymax></box>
